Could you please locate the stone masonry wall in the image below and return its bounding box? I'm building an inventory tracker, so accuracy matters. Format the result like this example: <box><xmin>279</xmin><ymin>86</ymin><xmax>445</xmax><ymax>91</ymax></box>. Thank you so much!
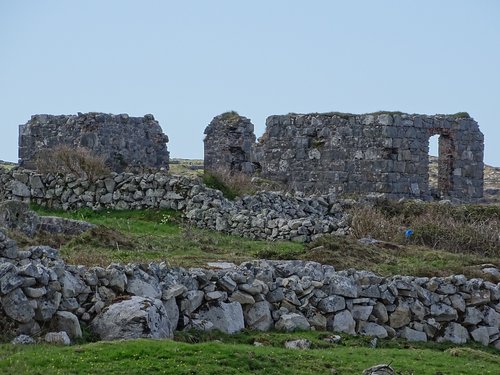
<box><xmin>0</xmin><ymin>168</ymin><xmax>349</xmax><ymax>242</ymax></box>
<box><xmin>1</xmin><ymin>230</ymin><xmax>499</xmax><ymax>347</ymax></box>
<box><xmin>204</xmin><ymin>112</ymin><xmax>257</xmax><ymax>174</ymax></box>
<box><xmin>19</xmin><ymin>112</ymin><xmax>170</xmax><ymax>172</ymax></box>
<box><xmin>204</xmin><ymin>112</ymin><xmax>484</xmax><ymax>201</ymax></box>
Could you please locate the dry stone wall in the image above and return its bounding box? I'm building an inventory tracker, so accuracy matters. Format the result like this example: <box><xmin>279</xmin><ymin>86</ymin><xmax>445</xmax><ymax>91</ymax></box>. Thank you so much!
<box><xmin>18</xmin><ymin>112</ymin><xmax>169</xmax><ymax>172</ymax></box>
<box><xmin>1</xmin><ymin>230</ymin><xmax>499</xmax><ymax>347</ymax></box>
<box><xmin>204</xmin><ymin>112</ymin><xmax>484</xmax><ymax>201</ymax></box>
<box><xmin>0</xmin><ymin>168</ymin><xmax>349</xmax><ymax>242</ymax></box>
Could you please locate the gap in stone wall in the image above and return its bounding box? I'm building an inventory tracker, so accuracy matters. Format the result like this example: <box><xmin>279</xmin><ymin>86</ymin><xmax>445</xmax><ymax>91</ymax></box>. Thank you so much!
<box><xmin>428</xmin><ymin>135</ymin><xmax>439</xmax><ymax>196</ymax></box>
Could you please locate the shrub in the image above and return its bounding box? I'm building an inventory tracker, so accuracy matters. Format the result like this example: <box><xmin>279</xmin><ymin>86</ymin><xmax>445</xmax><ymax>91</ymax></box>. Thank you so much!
<box><xmin>349</xmin><ymin>201</ymin><xmax>500</xmax><ymax>257</ymax></box>
<box><xmin>203</xmin><ymin>168</ymin><xmax>256</xmax><ymax>200</ymax></box>
<box><xmin>34</xmin><ymin>145</ymin><xmax>110</xmax><ymax>182</ymax></box>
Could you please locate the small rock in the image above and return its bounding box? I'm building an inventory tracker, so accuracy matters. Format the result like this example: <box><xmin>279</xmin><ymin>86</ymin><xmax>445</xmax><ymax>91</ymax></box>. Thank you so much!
<box><xmin>284</xmin><ymin>339</ymin><xmax>311</xmax><ymax>350</ymax></box>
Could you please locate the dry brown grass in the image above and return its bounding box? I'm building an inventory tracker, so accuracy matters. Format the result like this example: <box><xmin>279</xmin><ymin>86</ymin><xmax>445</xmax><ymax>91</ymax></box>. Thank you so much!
<box><xmin>349</xmin><ymin>200</ymin><xmax>500</xmax><ymax>257</ymax></box>
<box><xmin>34</xmin><ymin>145</ymin><xmax>110</xmax><ymax>181</ymax></box>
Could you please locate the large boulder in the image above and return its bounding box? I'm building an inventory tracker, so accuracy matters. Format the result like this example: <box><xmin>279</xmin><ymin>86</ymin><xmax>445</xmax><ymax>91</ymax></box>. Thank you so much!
<box><xmin>197</xmin><ymin>301</ymin><xmax>244</xmax><ymax>334</ymax></box>
<box><xmin>90</xmin><ymin>296</ymin><xmax>173</xmax><ymax>340</ymax></box>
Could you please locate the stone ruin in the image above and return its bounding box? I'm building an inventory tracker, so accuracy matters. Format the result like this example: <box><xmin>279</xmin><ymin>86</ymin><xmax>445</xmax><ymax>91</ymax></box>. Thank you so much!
<box><xmin>204</xmin><ymin>111</ymin><xmax>484</xmax><ymax>201</ymax></box>
<box><xmin>18</xmin><ymin>112</ymin><xmax>170</xmax><ymax>172</ymax></box>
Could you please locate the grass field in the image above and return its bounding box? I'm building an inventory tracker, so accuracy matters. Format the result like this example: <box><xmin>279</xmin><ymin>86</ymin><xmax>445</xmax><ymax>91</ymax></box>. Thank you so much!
<box><xmin>1</xmin><ymin>331</ymin><xmax>500</xmax><ymax>374</ymax></box>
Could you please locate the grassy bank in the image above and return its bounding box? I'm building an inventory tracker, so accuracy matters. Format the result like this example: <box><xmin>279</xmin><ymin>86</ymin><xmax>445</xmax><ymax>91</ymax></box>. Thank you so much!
<box><xmin>1</xmin><ymin>331</ymin><xmax>500</xmax><ymax>374</ymax></box>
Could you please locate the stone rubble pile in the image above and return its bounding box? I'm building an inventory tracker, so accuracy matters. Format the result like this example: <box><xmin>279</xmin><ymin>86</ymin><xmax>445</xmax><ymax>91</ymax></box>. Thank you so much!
<box><xmin>1</xmin><ymin>230</ymin><xmax>499</xmax><ymax>347</ymax></box>
<box><xmin>0</xmin><ymin>168</ymin><xmax>349</xmax><ymax>242</ymax></box>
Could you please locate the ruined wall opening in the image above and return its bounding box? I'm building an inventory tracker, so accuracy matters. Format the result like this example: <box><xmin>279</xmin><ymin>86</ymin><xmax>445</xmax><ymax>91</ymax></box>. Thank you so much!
<box><xmin>428</xmin><ymin>135</ymin><xmax>439</xmax><ymax>195</ymax></box>
<box><xmin>428</xmin><ymin>132</ymin><xmax>455</xmax><ymax>198</ymax></box>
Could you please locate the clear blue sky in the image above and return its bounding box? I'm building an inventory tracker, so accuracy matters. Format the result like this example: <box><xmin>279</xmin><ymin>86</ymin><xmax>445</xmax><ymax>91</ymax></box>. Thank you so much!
<box><xmin>1</xmin><ymin>1</ymin><xmax>499</xmax><ymax>165</ymax></box>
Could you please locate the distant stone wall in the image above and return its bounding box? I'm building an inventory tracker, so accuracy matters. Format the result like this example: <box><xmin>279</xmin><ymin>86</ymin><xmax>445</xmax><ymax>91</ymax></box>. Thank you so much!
<box><xmin>1</xmin><ymin>230</ymin><xmax>499</xmax><ymax>347</ymax></box>
<box><xmin>204</xmin><ymin>112</ymin><xmax>484</xmax><ymax>201</ymax></box>
<box><xmin>0</xmin><ymin>168</ymin><xmax>349</xmax><ymax>242</ymax></box>
<box><xmin>18</xmin><ymin>112</ymin><xmax>169</xmax><ymax>172</ymax></box>
<box><xmin>204</xmin><ymin>112</ymin><xmax>257</xmax><ymax>174</ymax></box>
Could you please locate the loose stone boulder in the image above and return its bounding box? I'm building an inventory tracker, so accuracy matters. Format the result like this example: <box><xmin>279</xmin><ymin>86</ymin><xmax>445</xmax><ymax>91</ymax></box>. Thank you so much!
<box><xmin>90</xmin><ymin>296</ymin><xmax>173</xmax><ymax>340</ymax></box>
<box><xmin>45</xmin><ymin>331</ymin><xmax>71</xmax><ymax>345</ymax></box>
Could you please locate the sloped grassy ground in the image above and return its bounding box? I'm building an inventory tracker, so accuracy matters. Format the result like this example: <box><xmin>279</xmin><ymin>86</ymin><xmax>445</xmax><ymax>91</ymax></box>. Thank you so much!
<box><xmin>2</xmin><ymin>201</ymin><xmax>499</xmax><ymax>374</ymax></box>
<box><xmin>1</xmin><ymin>331</ymin><xmax>500</xmax><ymax>374</ymax></box>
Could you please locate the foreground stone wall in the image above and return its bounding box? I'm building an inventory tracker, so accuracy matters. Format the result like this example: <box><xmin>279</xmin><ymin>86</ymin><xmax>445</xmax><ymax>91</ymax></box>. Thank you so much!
<box><xmin>0</xmin><ymin>168</ymin><xmax>349</xmax><ymax>242</ymax></box>
<box><xmin>204</xmin><ymin>112</ymin><xmax>484</xmax><ymax>201</ymax></box>
<box><xmin>1</xmin><ymin>231</ymin><xmax>499</xmax><ymax>347</ymax></box>
<box><xmin>18</xmin><ymin>112</ymin><xmax>170</xmax><ymax>172</ymax></box>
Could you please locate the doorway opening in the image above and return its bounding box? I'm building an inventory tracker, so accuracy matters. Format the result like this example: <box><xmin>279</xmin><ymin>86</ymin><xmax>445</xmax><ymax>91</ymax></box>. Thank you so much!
<box><xmin>428</xmin><ymin>133</ymin><xmax>454</xmax><ymax>199</ymax></box>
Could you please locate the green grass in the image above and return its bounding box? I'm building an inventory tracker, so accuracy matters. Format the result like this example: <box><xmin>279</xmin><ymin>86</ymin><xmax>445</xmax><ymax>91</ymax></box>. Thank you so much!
<box><xmin>16</xmin><ymin>206</ymin><xmax>498</xmax><ymax>279</ymax></box>
<box><xmin>1</xmin><ymin>331</ymin><xmax>499</xmax><ymax>374</ymax></box>
<box><xmin>24</xmin><ymin>207</ymin><xmax>302</xmax><ymax>268</ymax></box>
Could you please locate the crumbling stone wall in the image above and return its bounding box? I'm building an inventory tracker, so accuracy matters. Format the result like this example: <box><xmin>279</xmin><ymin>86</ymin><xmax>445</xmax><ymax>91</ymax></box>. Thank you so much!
<box><xmin>204</xmin><ymin>112</ymin><xmax>484</xmax><ymax>201</ymax></box>
<box><xmin>2</xmin><ymin>229</ymin><xmax>500</xmax><ymax>346</ymax></box>
<box><xmin>204</xmin><ymin>112</ymin><xmax>257</xmax><ymax>174</ymax></box>
<box><xmin>19</xmin><ymin>112</ymin><xmax>169</xmax><ymax>172</ymax></box>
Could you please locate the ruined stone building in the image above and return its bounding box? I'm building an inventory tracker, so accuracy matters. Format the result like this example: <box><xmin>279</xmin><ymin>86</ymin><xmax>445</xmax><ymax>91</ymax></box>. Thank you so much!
<box><xmin>204</xmin><ymin>111</ymin><xmax>484</xmax><ymax>201</ymax></box>
<box><xmin>18</xmin><ymin>112</ymin><xmax>169</xmax><ymax>172</ymax></box>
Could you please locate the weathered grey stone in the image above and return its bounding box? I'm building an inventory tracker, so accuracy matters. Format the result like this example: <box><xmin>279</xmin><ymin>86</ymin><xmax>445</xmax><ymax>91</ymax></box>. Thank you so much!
<box><xmin>329</xmin><ymin>310</ymin><xmax>355</xmax><ymax>335</ymax></box>
<box><xmin>229</xmin><ymin>291</ymin><xmax>255</xmax><ymax>305</ymax></box>
<box><xmin>126</xmin><ymin>276</ymin><xmax>161</xmax><ymax>299</ymax></box>
<box><xmin>1</xmin><ymin>288</ymin><xmax>35</xmax><ymax>323</ymax></box>
<box><xmin>162</xmin><ymin>284</ymin><xmax>187</xmax><ymax>300</ymax></box>
<box><xmin>197</xmin><ymin>301</ymin><xmax>244</xmax><ymax>334</ymax></box>
<box><xmin>389</xmin><ymin>304</ymin><xmax>411</xmax><ymax>329</ymax></box>
<box><xmin>90</xmin><ymin>296</ymin><xmax>173</xmax><ymax>340</ymax></box>
<box><xmin>51</xmin><ymin>311</ymin><xmax>82</xmax><ymax>339</ymax></box>
<box><xmin>352</xmin><ymin>305</ymin><xmax>373</xmax><ymax>321</ymax></box>
<box><xmin>284</xmin><ymin>339</ymin><xmax>311</xmax><ymax>350</ymax></box>
<box><xmin>44</xmin><ymin>331</ymin><xmax>71</xmax><ymax>345</ymax></box>
<box><xmin>463</xmin><ymin>306</ymin><xmax>483</xmax><ymax>326</ymax></box>
<box><xmin>0</xmin><ymin>264</ymin><xmax>23</xmax><ymax>294</ymax></box>
<box><xmin>35</xmin><ymin>291</ymin><xmax>62</xmax><ymax>321</ymax></box>
<box><xmin>325</xmin><ymin>275</ymin><xmax>358</xmax><ymax>298</ymax></box>
<box><xmin>430</xmin><ymin>303</ymin><xmax>458</xmax><ymax>322</ymax></box>
<box><xmin>470</xmin><ymin>326</ymin><xmax>491</xmax><ymax>346</ymax></box>
<box><xmin>399</xmin><ymin>327</ymin><xmax>427</xmax><ymax>342</ymax></box>
<box><xmin>437</xmin><ymin>322</ymin><xmax>469</xmax><ymax>344</ymax></box>
<box><xmin>358</xmin><ymin>322</ymin><xmax>388</xmax><ymax>338</ymax></box>
<box><xmin>308</xmin><ymin>313</ymin><xmax>327</xmax><ymax>330</ymax></box>
<box><xmin>180</xmin><ymin>290</ymin><xmax>204</xmax><ymax>314</ymax></box>
<box><xmin>243</xmin><ymin>301</ymin><xmax>273</xmax><ymax>331</ymax></box>
<box><xmin>61</xmin><ymin>271</ymin><xmax>88</xmax><ymax>298</ymax></box>
<box><xmin>163</xmin><ymin>298</ymin><xmax>179</xmax><ymax>332</ymax></box>
<box><xmin>372</xmin><ymin>302</ymin><xmax>389</xmax><ymax>323</ymax></box>
<box><xmin>363</xmin><ymin>363</ymin><xmax>395</xmax><ymax>375</ymax></box>
<box><xmin>317</xmin><ymin>295</ymin><xmax>345</xmax><ymax>313</ymax></box>
<box><xmin>0</xmin><ymin>201</ymin><xmax>40</xmax><ymax>237</ymax></box>
<box><xmin>11</xmin><ymin>334</ymin><xmax>36</xmax><ymax>345</ymax></box>
<box><xmin>276</xmin><ymin>313</ymin><xmax>311</xmax><ymax>332</ymax></box>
